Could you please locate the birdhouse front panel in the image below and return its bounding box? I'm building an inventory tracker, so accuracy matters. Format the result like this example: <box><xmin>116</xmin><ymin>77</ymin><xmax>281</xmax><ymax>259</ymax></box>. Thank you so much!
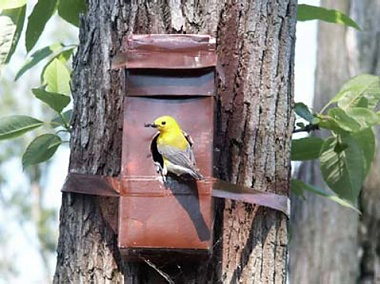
<box><xmin>116</xmin><ymin>34</ymin><xmax>216</xmax><ymax>258</ymax></box>
<box><xmin>121</xmin><ymin>96</ymin><xmax>213</xmax><ymax>181</ymax></box>
<box><xmin>119</xmin><ymin>181</ymin><xmax>213</xmax><ymax>250</ymax></box>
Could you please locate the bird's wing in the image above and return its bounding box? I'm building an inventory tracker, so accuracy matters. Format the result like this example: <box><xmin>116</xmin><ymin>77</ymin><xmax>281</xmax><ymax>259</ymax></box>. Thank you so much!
<box><xmin>157</xmin><ymin>143</ymin><xmax>198</xmax><ymax>170</ymax></box>
<box><xmin>181</xmin><ymin>130</ymin><xmax>196</xmax><ymax>164</ymax></box>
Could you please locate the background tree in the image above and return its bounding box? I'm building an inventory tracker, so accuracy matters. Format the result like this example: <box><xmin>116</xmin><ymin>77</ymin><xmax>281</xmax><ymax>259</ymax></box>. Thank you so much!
<box><xmin>53</xmin><ymin>1</ymin><xmax>296</xmax><ymax>283</ymax></box>
<box><xmin>290</xmin><ymin>0</ymin><xmax>380</xmax><ymax>283</ymax></box>
<box><xmin>0</xmin><ymin>12</ymin><xmax>76</xmax><ymax>280</ymax></box>
<box><xmin>290</xmin><ymin>1</ymin><xmax>359</xmax><ymax>283</ymax></box>
<box><xmin>349</xmin><ymin>1</ymin><xmax>380</xmax><ymax>282</ymax></box>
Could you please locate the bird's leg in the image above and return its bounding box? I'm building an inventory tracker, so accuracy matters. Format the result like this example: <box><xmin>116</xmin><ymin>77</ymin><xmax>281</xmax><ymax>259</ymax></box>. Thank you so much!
<box><xmin>161</xmin><ymin>165</ymin><xmax>168</xmax><ymax>184</ymax></box>
<box><xmin>154</xmin><ymin>161</ymin><xmax>168</xmax><ymax>184</ymax></box>
<box><xmin>154</xmin><ymin>161</ymin><xmax>162</xmax><ymax>174</ymax></box>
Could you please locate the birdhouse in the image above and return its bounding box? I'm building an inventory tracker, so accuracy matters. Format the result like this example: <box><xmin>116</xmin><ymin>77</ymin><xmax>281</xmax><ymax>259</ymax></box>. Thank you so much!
<box><xmin>61</xmin><ymin>34</ymin><xmax>290</xmax><ymax>262</ymax></box>
<box><xmin>113</xmin><ymin>34</ymin><xmax>216</xmax><ymax>258</ymax></box>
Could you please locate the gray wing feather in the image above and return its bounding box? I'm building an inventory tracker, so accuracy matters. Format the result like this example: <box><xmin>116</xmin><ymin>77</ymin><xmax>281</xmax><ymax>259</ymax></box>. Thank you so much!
<box><xmin>157</xmin><ymin>143</ymin><xmax>197</xmax><ymax>171</ymax></box>
<box><xmin>156</xmin><ymin>131</ymin><xmax>203</xmax><ymax>179</ymax></box>
<box><xmin>182</xmin><ymin>130</ymin><xmax>196</xmax><ymax>164</ymax></box>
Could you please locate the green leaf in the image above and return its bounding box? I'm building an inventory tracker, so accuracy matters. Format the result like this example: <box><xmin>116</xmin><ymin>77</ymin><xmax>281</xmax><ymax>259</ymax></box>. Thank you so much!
<box><xmin>294</xmin><ymin>102</ymin><xmax>318</xmax><ymax>123</ymax></box>
<box><xmin>346</xmin><ymin>107</ymin><xmax>380</xmax><ymax>129</ymax></box>
<box><xmin>320</xmin><ymin>135</ymin><xmax>365</xmax><ymax>202</ymax></box>
<box><xmin>290</xmin><ymin>179</ymin><xmax>306</xmax><ymax>199</ymax></box>
<box><xmin>32</xmin><ymin>88</ymin><xmax>71</xmax><ymax>113</ymax></box>
<box><xmin>355</xmin><ymin>97</ymin><xmax>369</xmax><ymax>108</ymax></box>
<box><xmin>291</xmin><ymin>136</ymin><xmax>324</xmax><ymax>161</ymax></box>
<box><xmin>15</xmin><ymin>43</ymin><xmax>64</xmax><ymax>80</ymax></box>
<box><xmin>297</xmin><ymin>4</ymin><xmax>361</xmax><ymax>30</ymax></box>
<box><xmin>0</xmin><ymin>5</ymin><xmax>26</xmax><ymax>67</ymax></box>
<box><xmin>42</xmin><ymin>58</ymin><xmax>71</xmax><ymax>95</ymax></box>
<box><xmin>22</xmin><ymin>134</ymin><xmax>62</xmax><ymax>167</ymax></box>
<box><xmin>25</xmin><ymin>0</ymin><xmax>58</xmax><ymax>52</ymax></box>
<box><xmin>0</xmin><ymin>0</ymin><xmax>26</xmax><ymax>10</ymax></box>
<box><xmin>51</xmin><ymin>109</ymin><xmax>72</xmax><ymax>128</ymax></box>
<box><xmin>54</xmin><ymin>47</ymin><xmax>75</xmax><ymax>62</ymax></box>
<box><xmin>291</xmin><ymin>179</ymin><xmax>360</xmax><ymax>213</ymax></box>
<box><xmin>57</xmin><ymin>0</ymin><xmax>86</xmax><ymax>27</ymax></box>
<box><xmin>39</xmin><ymin>46</ymin><xmax>75</xmax><ymax>81</ymax></box>
<box><xmin>328</xmin><ymin>107</ymin><xmax>361</xmax><ymax>132</ymax></box>
<box><xmin>331</xmin><ymin>74</ymin><xmax>380</xmax><ymax>110</ymax></box>
<box><xmin>0</xmin><ymin>115</ymin><xmax>43</xmax><ymax>140</ymax></box>
<box><xmin>334</xmin><ymin>141</ymin><xmax>348</xmax><ymax>153</ymax></box>
<box><xmin>351</xmin><ymin>128</ymin><xmax>375</xmax><ymax>175</ymax></box>
<box><xmin>317</xmin><ymin>116</ymin><xmax>347</xmax><ymax>134</ymax></box>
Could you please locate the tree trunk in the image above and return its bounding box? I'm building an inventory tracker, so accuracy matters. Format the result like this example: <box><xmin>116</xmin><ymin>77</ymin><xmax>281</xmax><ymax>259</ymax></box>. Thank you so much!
<box><xmin>349</xmin><ymin>1</ymin><xmax>380</xmax><ymax>283</ymax></box>
<box><xmin>290</xmin><ymin>0</ymin><xmax>380</xmax><ymax>283</ymax></box>
<box><xmin>290</xmin><ymin>1</ymin><xmax>358</xmax><ymax>284</ymax></box>
<box><xmin>54</xmin><ymin>1</ymin><xmax>296</xmax><ymax>283</ymax></box>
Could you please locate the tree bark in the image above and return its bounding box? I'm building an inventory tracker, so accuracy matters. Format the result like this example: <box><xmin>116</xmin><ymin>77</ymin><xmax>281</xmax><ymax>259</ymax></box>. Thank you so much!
<box><xmin>54</xmin><ymin>1</ymin><xmax>296</xmax><ymax>283</ymax></box>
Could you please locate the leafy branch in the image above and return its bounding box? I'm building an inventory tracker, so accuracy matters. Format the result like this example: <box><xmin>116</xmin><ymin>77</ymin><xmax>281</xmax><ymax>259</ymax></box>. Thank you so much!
<box><xmin>291</xmin><ymin>74</ymin><xmax>380</xmax><ymax>210</ymax></box>
<box><xmin>0</xmin><ymin>0</ymin><xmax>85</xmax><ymax>167</ymax></box>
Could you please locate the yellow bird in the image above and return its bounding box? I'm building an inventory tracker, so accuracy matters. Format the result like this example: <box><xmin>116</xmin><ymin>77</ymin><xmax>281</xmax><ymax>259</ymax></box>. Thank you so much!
<box><xmin>145</xmin><ymin>115</ymin><xmax>203</xmax><ymax>180</ymax></box>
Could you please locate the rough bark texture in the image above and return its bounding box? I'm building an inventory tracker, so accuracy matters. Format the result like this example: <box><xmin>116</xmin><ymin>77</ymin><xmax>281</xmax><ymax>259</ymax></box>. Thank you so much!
<box><xmin>349</xmin><ymin>1</ymin><xmax>380</xmax><ymax>283</ymax></box>
<box><xmin>216</xmin><ymin>2</ymin><xmax>295</xmax><ymax>282</ymax></box>
<box><xmin>290</xmin><ymin>0</ymin><xmax>380</xmax><ymax>283</ymax></box>
<box><xmin>54</xmin><ymin>1</ymin><xmax>296</xmax><ymax>283</ymax></box>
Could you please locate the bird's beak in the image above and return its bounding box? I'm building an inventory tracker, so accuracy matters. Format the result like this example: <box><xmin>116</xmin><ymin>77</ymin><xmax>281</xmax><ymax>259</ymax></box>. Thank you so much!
<box><xmin>144</xmin><ymin>122</ymin><xmax>158</xmax><ymax>128</ymax></box>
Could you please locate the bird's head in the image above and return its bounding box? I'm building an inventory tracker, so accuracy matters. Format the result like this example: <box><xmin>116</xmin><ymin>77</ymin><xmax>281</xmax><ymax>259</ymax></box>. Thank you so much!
<box><xmin>144</xmin><ymin>115</ymin><xmax>181</xmax><ymax>133</ymax></box>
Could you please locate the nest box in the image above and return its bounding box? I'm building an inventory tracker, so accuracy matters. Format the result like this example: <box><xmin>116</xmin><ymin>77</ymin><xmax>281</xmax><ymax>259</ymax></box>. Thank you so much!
<box><xmin>117</xmin><ymin>34</ymin><xmax>216</xmax><ymax>257</ymax></box>
<box><xmin>62</xmin><ymin>34</ymin><xmax>289</xmax><ymax>261</ymax></box>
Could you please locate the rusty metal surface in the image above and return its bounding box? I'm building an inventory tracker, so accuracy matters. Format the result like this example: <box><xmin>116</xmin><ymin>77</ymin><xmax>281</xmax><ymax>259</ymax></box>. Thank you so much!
<box><xmin>61</xmin><ymin>173</ymin><xmax>121</xmax><ymax>196</ymax></box>
<box><xmin>111</xmin><ymin>34</ymin><xmax>217</xmax><ymax>70</ymax></box>
<box><xmin>118</xmin><ymin>177</ymin><xmax>213</xmax><ymax>251</ymax></box>
<box><xmin>61</xmin><ymin>173</ymin><xmax>289</xmax><ymax>217</ymax></box>
<box><xmin>121</xmin><ymin>177</ymin><xmax>212</xmax><ymax>196</ymax></box>
<box><xmin>212</xmin><ymin>179</ymin><xmax>290</xmax><ymax>217</ymax></box>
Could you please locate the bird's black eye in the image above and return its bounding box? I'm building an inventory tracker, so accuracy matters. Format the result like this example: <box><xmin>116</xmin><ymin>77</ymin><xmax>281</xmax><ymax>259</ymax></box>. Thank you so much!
<box><xmin>161</xmin><ymin>121</ymin><xmax>166</xmax><ymax>125</ymax></box>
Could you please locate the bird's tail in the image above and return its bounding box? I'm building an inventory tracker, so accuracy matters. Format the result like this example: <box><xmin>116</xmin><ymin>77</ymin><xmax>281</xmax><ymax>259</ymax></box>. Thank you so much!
<box><xmin>191</xmin><ymin>170</ymin><xmax>204</xmax><ymax>180</ymax></box>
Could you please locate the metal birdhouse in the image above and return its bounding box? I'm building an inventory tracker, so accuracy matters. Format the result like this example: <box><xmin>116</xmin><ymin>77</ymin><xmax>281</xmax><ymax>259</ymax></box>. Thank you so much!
<box><xmin>116</xmin><ymin>34</ymin><xmax>216</xmax><ymax>257</ymax></box>
<box><xmin>62</xmin><ymin>34</ymin><xmax>290</xmax><ymax>262</ymax></box>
